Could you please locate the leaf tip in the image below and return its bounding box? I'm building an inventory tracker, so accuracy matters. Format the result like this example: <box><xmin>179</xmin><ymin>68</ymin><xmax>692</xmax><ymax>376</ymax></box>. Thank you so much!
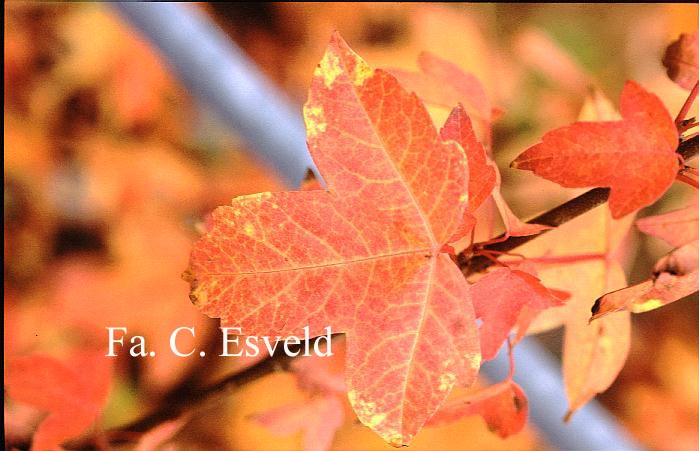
<box><xmin>563</xmin><ymin>409</ymin><xmax>574</xmax><ymax>423</ymax></box>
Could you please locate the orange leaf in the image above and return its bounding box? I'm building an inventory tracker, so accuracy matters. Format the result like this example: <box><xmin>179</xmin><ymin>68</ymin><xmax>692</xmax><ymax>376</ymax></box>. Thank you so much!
<box><xmin>470</xmin><ymin>267</ymin><xmax>565</xmax><ymax>360</ymax></box>
<box><xmin>501</xmin><ymin>91</ymin><xmax>636</xmax><ymax>418</ymax></box>
<box><xmin>439</xmin><ymin>103</ymin><xmax>547</xmax><ymax>239</ymax></box>
<box><xmin>440</xmin><ymin>105</ymin><xmax>496</xmax><ymax>215</ymax></box>
<box><xmin>5</xmin><ymin>352</ymin><xmax>112</xmax><ymax>451</ymax></box>
<box><xmin>563</xmin><ymin>262</ymin><xmax>631</xmax><ymax>420</ymax></box>
<box><xmin>663</xmin><ymin>32</ymin><xmax>699</xmax><ymax>90</ymax></box>
<box><xmin>427</xmin><ymin>380</ymin><xmax>528</xmax><ymax>438</ymax></box>
<box><xmin>186</xmin><ymin>32</ymin><xmax>480</xmax><ymax>446</ymax></box>
<box><xmin>512</xmin><ymin>81</ymin><xmax>679</xmax><ymax>219</ymax></box>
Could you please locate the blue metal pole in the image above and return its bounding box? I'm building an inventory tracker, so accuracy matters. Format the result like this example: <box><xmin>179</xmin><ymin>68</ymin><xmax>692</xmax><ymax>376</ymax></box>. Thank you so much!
<box><xmin>113</xmin><ymin>2</ymin><xmax>313</xmax><ymax>188</ymax></box>
<box><xmin>482</xmin><ymin>338</ymin><xmax>643</xmax><ymax>450</ymax></box>
<box><xmin>112</xmin><ymin>3</ymin><xmax>644</xmax><ymax>450</ymax></box>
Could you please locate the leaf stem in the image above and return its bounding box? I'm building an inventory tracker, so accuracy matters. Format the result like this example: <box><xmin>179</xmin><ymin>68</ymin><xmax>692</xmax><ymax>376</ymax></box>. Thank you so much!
<box><xmin>676</xmin><ymin>79</ymin><xmax>699</xmax><ymax>127</ymax></box>
<box><xmin>677</xmin><ymin>173</ymin><xmax>699</xmax><ymax>189</ymax></box>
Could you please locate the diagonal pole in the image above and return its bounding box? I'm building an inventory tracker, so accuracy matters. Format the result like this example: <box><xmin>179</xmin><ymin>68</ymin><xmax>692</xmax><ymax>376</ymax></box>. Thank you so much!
<box><xmin>114</xmin><ymin>2</ymin><xmax>314</xmax><ymax>188</ymax></box>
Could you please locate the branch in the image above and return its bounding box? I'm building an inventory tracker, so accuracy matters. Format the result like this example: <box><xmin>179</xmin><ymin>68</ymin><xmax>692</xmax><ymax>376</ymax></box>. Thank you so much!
<box><xmin>58</xmin><ymin>336</ymin><xmax>334</xmax><ymax>449</ymax></box>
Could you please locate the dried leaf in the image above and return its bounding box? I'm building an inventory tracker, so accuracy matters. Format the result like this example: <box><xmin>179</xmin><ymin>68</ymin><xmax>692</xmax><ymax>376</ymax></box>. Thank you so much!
<box><xmin>662</xmin><ymin>32</ymin><xmax>699</xmax><ymax>90</ymax></box>
<box><xmin>591</xmin><ymin>240</ymin><xmax>699</xmax><ymax>320</ymax></box>
<box><xmin>564</xmin><ymin>262</ymin><xmax>631</xmax><ymax>420</ymax></box>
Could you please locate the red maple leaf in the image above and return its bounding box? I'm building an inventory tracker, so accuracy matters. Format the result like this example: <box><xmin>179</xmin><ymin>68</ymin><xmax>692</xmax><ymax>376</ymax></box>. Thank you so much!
<box><xmin>5</xmin><ymin>352</ymin><xmax>112</xmax><ymax>451</ymax></box>
<box><xmin>512</xmin><ymin>81</ymin><xmax>679</xmax><ymax>219</ymax></box>
<box><xmin>186</xmin><ymin>32</ymin><xmax>480</xmax><ymax>446</ymax></box>
<box><xmin>470</xmin><ymin>265</ymin><xmax>566</xmax><ymax>360</ymax></box>
<box><xmin>440</xmin><ymin>104</ymin><xmax>549</xmax><ymax>240</ymax></box>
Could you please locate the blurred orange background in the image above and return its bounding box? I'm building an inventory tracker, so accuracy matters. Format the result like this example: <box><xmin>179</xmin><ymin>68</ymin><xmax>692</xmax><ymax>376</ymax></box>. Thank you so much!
<box><xmin>5</xmin><ymin>3</ymin><xmax>698</xmax><ymax>450</ymax></box>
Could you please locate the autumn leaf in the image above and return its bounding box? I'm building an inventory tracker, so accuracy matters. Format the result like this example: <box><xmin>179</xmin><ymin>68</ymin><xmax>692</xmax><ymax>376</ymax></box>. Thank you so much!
<box><xmin>5</xmin><ymin>352</ymin><xmax>112</xmax><ymax>451</ymax></box>
<box><xmin>563</xmin><ymin>272</ymin><xmax>631</xmax><ymax>421</ymax></box>
<box><xmin>662</xmin><ymin>32</ymin><xmax>699</xmax><ymax>90</ymax></box>
<box><xmin>513</xmin><ymin>170</ymin><xmax>634</xmax><ymax>419</ymax></box>
<box><xmin>512</xmin><ymin>90</ymin><xmax>637</xmax><ymax>418</ymax></box>
<box><xmin>491</xmin><ymin>189</ymin><xmax>552</xmax><ymax>238</ymax></box>
<box><xmin>186</xmin><ymin>32</ymin><xmax>480</xmax><ymax>446</ymax></box>
<box><xmin>591</xmin><ymin>239</ymin><xmax>699</xmax><ymax>320</ymax></box>
<box><xmin>439</xmin><ymin>104</ymin><xmax>496</xmax><ymax>241</ymax></box>
<box><xmin>440</xmin><ymin>105</ymin><xmax>496</xmax><ymax>214</ymax></box>
<box><xmin>439</xmin><ymin>103</ymin><xmax>548</xmax><ymax>239</ymax></box>
<box><xmin>427</xmin><ymin>380</ymin><xmax>528</xmax><ymax>438</ymax></box>
<box><xmin>512</xmin><ymin>81</ymin><xmax>679</xmax><ymax>219</ymax></box>
<box><xmin>470</xmin><ymin>266</ymin><xmax>565</xmax><ymax>360</ymax></box>
<box><xmin>513</xmin><ymin>28</ymin><xmax>590</xmax><ymax>94</ymax></box>
<box><xmin>636</xmin><ymin>203</ymin><xmax>699</xmax><ymax>248</ymax></box>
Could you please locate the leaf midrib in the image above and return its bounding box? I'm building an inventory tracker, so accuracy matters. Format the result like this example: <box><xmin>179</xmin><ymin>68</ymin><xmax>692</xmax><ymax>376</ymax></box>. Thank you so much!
<box><xmin>337</xmin><ymin>55</ymin><xmax>438</xmax><ymax>251</ymax></box>
<box><xmin>202</xmin><ymin>246</ymin><xmax>433</xmax><ymax>276</ymax></box>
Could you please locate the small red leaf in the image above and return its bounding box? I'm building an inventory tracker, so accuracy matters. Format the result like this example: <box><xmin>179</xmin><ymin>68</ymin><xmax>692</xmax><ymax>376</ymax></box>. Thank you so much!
<box><xmin>5</xmin><ymin>352</ymin><xmax>112</xmax><ymax>451</ymax></box>
<box><xmin>440</xmin><ymin>105</ymin><xmax>497</xmax><ymax>214</ymax></box>
<box><xmin>470</xmin><ymin>267</ymin><xmax>565</xmax><ymax>361</ymax></box>
<box><xmin>662</xmin><ymin>32</ymin><xmax>699</xmax><ymax>90</ymax></box>
<box><xmin>427</xmin><ymin>380</ymin><xmax>528</xmax><ymax>438</ymax></box>
<box><xmin>512</xmin><ymin>81</ymin><xmax>679</xmax><ymax>219</ymax></box>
